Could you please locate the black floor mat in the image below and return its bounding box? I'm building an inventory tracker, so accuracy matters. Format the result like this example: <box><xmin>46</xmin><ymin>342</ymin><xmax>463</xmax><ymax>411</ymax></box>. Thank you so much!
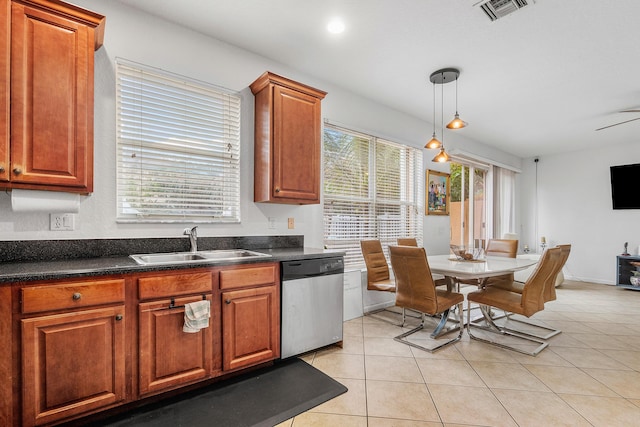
<box><xmin>90</xmin><ymin>358</ymin><xmax>347</xmax><ymax>427</ymax></box>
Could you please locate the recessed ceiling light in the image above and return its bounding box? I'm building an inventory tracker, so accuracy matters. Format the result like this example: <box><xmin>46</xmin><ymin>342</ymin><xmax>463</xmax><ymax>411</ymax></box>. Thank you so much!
<box><xmin>327</xmin><ymin>18</ymin><xmax>345</xmax><ymax>34</ymax></box>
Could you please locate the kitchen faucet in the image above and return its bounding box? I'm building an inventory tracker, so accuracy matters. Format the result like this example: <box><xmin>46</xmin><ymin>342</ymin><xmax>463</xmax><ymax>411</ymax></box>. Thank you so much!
<box><xmin>183</xmin><ymin>226</ymin><xmax>198</xmax><ymax>252</ymax></box>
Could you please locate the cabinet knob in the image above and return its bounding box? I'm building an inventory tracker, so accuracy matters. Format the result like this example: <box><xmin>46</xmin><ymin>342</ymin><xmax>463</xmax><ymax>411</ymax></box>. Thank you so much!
<box><xmin>225</xmin><ymin>299</ymin><xmax>231</xmax><ymax>304</ymax></box>
<box><xmin>0</xmin><ymin>166</ymin><xmax>4</xmax><ymax>173</ymax></box>
<box><xmin>115</xmin><ymin>314</ymin><xmax>123</xmax><ymax>321</ymax></box>
<box><xmin>13</xmin><ymin>167</ymin><xmax>22</xmax><ymax>175</ymax></box>
<box><xmin>275</xmin><ymin>187</ymin><xmax>280</xmax><ymax>193</ymax></box>
<box><xmin>72</xmin><ymin>292</ymin><xmax>82</xmax><ymax>300</ymax></box>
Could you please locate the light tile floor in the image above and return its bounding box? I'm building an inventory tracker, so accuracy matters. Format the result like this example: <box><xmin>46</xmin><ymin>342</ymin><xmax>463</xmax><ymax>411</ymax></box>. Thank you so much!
<box><xmin>277</xmin><ymin>281</ymin><xmax>640</xmax><ymax>426</ymax></box>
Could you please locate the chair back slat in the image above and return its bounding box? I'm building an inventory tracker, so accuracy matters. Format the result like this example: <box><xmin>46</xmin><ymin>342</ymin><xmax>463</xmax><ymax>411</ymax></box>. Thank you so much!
<box><xmin>485</xmin><ymin>239</ymin><xmax>518</xmax><ymax>258</ymax></box>
<box><xmin>545</xmin><ymin>244</ymin><xmax>571</xmax><ymax>301</ymax></box>
<box><xmin>521</xmin><ymin>247</ymin><xmax>561</xmax><ymax>315</ymax></box>
<box><xmin>389</xmin><ymin>245</ymin><xmax>439</xmax><ymax>315</ymax></box>
<box><xmin>397</xmin><ymin>238</ymin><xmax>418</xmax><ymax>246</ymax></box>
<box><xmin>361</xmin><ymin>240</ymin><xmax>391</xmax><ymax>286</ymax></box>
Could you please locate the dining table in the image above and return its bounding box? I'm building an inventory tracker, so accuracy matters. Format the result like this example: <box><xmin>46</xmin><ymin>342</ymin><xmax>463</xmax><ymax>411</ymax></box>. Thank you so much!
<box><xmin>425</xmin><ymin>254</ymin><xmax>541</xmax><ymax>334</ymax></box>
<box><xmin>427</xmin><ymin>254</ymin><xmax>539</xmax><ymax>290</ymax></box>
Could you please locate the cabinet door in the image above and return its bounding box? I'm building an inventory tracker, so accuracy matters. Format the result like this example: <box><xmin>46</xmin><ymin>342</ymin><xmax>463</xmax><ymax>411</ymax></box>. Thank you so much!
<box><xmin>222</xmin><ymin>285</ymin><xmax>279</xmax><ymax>371</ymax></box>
<box><xmin>139</xmin><ymin>295</ymin><xmax>213</xmax><ymax>396</ymax></box>
<box><xmin>9</xmin><ymin>3</ymin><xmax>94</xmax><ymax>191</ymax></box>
<box><xmin>21</xmin><ymin>306</ymin><xmax>126</xmax><ymax>426</ymax></box>
<box><xmin>272</xmin><ymin>85</ymin><xmax>321</xmax><ymax>203</ymax></box>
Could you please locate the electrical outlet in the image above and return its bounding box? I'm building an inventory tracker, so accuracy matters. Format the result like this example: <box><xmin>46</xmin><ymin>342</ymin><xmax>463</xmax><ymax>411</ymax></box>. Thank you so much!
<box><xmin>268</xmin><ymin>217</ymin><xmax>276</xmax><ymax>229</ymax></box>
<box><xmin>50</xmin><ymin>213</ymin><xmax>75</xmax><ymax>231</ymax></box>
<box><xmin>287</xmin><ymin>217</ymin><xmax>294</xmax><ymax>229</ymax></box>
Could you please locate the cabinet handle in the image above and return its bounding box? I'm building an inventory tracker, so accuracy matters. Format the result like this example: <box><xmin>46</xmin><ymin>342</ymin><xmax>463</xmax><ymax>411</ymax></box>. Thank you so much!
<box><xmin>72</xmin><ymin>292</ymin><xmax>82</xmax><ymax>300</ymax></box>
<box><xmin>115</xmin><ymin>314</ymin><xmax>123</xmax><ymax>321</ymax></box>
<box><xmin>13</xmin><ymin>167</ymin><xmax>22</xmax><ymax>175</ymax></box>
<box><xmin>275</xmin><ymin>187</ymin><xmax>280</xmax><ymax>193</ymax></box>
<box><xmin>225</xmin><ymin>299</ymin><xmax>231</xmax><ymax>304</ymax></box>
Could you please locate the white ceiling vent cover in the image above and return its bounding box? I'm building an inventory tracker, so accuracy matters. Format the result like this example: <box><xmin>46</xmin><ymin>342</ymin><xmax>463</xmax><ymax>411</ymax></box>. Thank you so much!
<box><xmin>474</xmin><ymin>0</ymin><xmax>532</xmax><ymax>21</ymax></box>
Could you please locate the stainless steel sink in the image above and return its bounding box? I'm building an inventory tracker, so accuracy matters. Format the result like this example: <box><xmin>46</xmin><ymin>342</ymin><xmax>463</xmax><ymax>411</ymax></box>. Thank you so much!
<box><xmin>197</xmin><ymin>249</ymin><xmax>270</xmax><ymax>260</ymax></box>
<box><xmin>129</xmin><ymin>249</ymin><xmax>271</xmax><ymax>265</ymax></box>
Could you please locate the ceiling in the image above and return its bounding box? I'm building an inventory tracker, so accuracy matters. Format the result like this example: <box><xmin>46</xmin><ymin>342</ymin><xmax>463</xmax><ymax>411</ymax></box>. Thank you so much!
<box><xmin>116</xmin><ymin>0</ymin><xmax>640</xmax><ymax>158</ymax></box>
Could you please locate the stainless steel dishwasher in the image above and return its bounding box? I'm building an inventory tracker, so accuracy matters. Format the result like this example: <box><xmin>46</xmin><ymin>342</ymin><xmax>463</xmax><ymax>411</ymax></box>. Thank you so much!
<box><xmin>280</xmin><ymin>256</ymin><xmax>344</xmax><ymax>358</ymax></box>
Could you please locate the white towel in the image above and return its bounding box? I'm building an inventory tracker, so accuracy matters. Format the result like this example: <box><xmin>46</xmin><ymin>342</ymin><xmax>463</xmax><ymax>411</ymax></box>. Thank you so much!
<box><xmin>183</xmin><ymin>300</ymin><xmax>211</xmax><ymax>333</ymax></box>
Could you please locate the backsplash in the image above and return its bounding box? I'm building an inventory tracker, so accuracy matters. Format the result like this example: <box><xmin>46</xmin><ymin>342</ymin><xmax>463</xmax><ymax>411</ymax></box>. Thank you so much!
<box><xmin>0</xmin><ymin>235</ymin><xmax>304</xmax><ymax>263</ymax></box>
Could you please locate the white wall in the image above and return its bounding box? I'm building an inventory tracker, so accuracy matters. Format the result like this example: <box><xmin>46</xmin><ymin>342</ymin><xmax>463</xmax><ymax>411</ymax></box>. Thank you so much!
<box><xmin>0</xmin><ymin>0</ymin><xmax>521</xmax><ymax>253</ymax></box>
<box><xmin>518</xmin><ymin>141</ymin><xmax>640</xmax><ymax>285</ymax></box>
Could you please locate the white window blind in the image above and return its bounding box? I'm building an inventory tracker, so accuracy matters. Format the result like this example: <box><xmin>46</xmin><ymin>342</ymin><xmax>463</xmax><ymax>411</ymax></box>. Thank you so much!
<box><xmin>116</xmin><ymin>59</ymin><xmax>241</xmax><ymax>223</ymax></box>
<box><xmin>323</xmin><ymin>124</ymin><xmax>423</xmax><ymax>267</ymax></box>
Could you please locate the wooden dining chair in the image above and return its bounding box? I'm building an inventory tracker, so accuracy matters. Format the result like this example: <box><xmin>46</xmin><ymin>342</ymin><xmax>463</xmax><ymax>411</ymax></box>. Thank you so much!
<box><xmin>389</xmin><ymin>245</ymin><xmax>464</xmax><ymax>352</ymax></box>
<box><xmin>466</xmin><ymin>246</ymin><xmax>562</xmax><ymax>356</ymax></box>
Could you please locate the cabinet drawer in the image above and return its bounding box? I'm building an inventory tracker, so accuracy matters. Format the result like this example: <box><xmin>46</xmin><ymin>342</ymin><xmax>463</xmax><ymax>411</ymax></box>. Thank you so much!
<box><xmin>138</xmin><ymin>272</ymin><xmax>213</xmax><ymax>300</ymax></box>
<box><xmin>21</xmin><ymin>279</ymin><xmax>125</xmax><ymax>314</ymax></box>
<box><xmin>220</xmin><ymin>264</ymin><xmax>277</xmax><ymax>290</ymax></box>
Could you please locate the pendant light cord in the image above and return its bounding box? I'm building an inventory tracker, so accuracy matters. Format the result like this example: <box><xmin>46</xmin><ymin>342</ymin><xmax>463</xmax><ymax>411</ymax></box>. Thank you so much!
<box><xmin>432</xmin><ymin>82</ymin><xmax>436</xmax><ymax>135</ymax></box>
<box><xmin>441</xmin><ymin>72</ymin><xmax>444</xmax><ymax>149</ymax></box>
<box><xmin>455</xmin><ymin>76</ymin><xmax>459</xmax><ymax>113</ymax></box>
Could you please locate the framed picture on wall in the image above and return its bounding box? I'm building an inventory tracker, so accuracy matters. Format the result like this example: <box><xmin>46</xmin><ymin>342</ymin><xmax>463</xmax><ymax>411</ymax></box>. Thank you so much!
<box><xmin>426</xmin><ymin>170</ymin><xmax>450</xmax><ymax>215</ymax></box>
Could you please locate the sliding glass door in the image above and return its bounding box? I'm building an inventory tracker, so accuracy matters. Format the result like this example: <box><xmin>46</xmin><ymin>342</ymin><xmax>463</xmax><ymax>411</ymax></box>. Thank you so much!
<box><xmin>450</xmin><ymin>162</ymin><xmax>488</xmax><ymax>248</ymax></box>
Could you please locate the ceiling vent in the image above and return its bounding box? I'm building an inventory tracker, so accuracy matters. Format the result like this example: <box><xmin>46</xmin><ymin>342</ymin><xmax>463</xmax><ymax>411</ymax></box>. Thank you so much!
<box><xmin>473</xmin><ymin>0</ymin><xmax>532</xmax><ymax>21</ymax></box>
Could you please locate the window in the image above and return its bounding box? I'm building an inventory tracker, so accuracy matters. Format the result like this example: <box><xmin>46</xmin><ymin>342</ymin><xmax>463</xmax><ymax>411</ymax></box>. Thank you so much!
<box><xmin>323</xmin><ymin>123</ymin><xmax>423</xmax><ymax>267</ymax></box>
<box><xmin>116</xmin><ymin>59</ymin><xmax>241</xmax><ymax>223</ymax></box>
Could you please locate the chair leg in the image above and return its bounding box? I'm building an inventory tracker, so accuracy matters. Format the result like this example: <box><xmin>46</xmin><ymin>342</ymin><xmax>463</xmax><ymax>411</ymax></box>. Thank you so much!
<box><xmin>430</xmin><ymin>307</ymin><xmax>464</xmax><ymax>338</ymax></box>
<box><xmin>467</xmin><ymin>304</ymin><xmax>549</xmax><ymax>356</ymax></box>
<box><xmin>500</xmin><ymin>312</ymin><xmax>562</xmax><ymax>340</ymax></box>
<box><xmin>365</xmin><ymin>306</ymin><xmax>405</xmax><ymax>326</ymax></box>
<box><xmin>394</xmin><ymin>303</ymin><xmax>463</xmax><ymax>353</ymax></box>
<box><xmin>471</xmin><ymin>308</ymin><xmax>561</xmax><ymax>340</ymax></box>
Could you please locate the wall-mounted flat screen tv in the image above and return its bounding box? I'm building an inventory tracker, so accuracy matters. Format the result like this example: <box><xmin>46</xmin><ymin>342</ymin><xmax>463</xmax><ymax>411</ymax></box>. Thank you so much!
<box><xmin>610</xmin><ymin>163</ymin><xmax>640</xmax><ymax>209</ymax></box>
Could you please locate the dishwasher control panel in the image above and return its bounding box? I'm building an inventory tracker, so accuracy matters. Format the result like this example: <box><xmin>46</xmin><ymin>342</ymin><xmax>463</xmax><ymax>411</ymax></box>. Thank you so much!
<box><xmin>281</xmin><ymin>257</ymin><xmax>344</xmax><ymax>281</ymax></box>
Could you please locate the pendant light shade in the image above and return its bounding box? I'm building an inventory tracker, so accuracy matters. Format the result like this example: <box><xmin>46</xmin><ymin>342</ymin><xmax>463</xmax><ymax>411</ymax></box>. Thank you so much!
<box><xmin>425</xmin><ymin>133</ymin><xmax>442</xmax><ymax>149</ymax></box>
<box><xmin>446</xmin><ymin>75</ymin><xmax>467</xmax><ymax>129</ymax></box>
<box><xmin>446</xmin><ymin>112</ymin><xmax>467</xmax><ymax>129</ymax></box>
<box><xmin>432</xmin><ymin>147</ymin><xmax>450</xmax><ymax>163</ymax></box>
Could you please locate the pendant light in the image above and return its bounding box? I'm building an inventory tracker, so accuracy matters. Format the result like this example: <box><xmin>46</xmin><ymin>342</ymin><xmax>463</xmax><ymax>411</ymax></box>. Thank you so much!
<box><xmin>428</xmin><ymin>69</ymin><xmax>454</xmax><ymax>162</ymax></box>
<box><xmin>446</xmin><ymin>73</ymin><xmax>467</xmax><ymax>129</ymax></box>
<box><xmin>424</xmin><ymin>80</ymin><xmax>441</xmax><ymax>149</ymax></box>
<box><xmin>432</xmin><ymin>77</ymin><xmax>449</xmax><ymax>163</ymax></box>
<box><xmin>426</xmin><ymin>67</ymin><xmax>468</xmax><ymax>162</ymax></box>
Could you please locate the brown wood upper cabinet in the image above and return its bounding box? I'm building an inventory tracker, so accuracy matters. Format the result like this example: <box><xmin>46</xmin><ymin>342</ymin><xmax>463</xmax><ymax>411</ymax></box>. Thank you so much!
<box><xmin>250</xmin><ymin>71</ymin><xmax>326</xmax><ymax>204</ymax></box>
<box><xmin>0</xmin><ymin>0</ymin><xmax>105</xmax><ymax>193</ymax></box>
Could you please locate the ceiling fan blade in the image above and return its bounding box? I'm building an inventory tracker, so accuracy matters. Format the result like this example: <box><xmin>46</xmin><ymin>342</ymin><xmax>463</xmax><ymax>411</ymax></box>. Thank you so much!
<box><xmin>595</xmin><ymin>117</ymin><xmax>640</xmax><ymax>131</ymax></box>
<box><xmin>620</xmin><ymin>109</ymin><xmax>640</xmax><ymax>112</ymax></box>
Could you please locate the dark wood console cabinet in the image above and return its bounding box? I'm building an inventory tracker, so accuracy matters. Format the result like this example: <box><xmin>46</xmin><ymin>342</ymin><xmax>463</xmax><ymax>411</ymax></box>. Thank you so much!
<box><xmin>616</xmin><ymin>255</ymin><xmax>640</xmax><ymax>290</ymax></box>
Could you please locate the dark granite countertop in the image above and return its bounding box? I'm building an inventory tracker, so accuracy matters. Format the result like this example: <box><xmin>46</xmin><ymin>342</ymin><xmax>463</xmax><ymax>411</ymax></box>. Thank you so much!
<box><xmin>0</xmin><ymin>236</ymin><xmax>344</xmax><ymax>284</ymax></box>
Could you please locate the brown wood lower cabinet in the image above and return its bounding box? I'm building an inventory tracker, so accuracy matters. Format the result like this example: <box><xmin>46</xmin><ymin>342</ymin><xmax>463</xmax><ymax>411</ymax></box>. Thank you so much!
<box><xmin>7</xmin><ymin>261</ymin><xmax>280</xmax><ymax>426</ymax></box>
<box><xmin>222</xmin><ymin>285</ymin><xmax>279</xmax><ymax>371</ymax></box>
<box><xmin>138</xmin><ymin>295</ymin><xmax>214</xmax><ymax>396</ymax></box>
<box><xmin>21</xmin><ymin>306</ymin><xmax>126</xmax><ymax>426</ymax></box>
